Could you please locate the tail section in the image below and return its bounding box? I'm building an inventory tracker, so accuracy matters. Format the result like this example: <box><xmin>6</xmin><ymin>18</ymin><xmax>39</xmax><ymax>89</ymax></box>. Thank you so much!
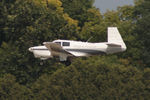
<box><xmin>106</xmin><ymin>27</ymin><xmax>127</xmax><ymax>53</ymax></box>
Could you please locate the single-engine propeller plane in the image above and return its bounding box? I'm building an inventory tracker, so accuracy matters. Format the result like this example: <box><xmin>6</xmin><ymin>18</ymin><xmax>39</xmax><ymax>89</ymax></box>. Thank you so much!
<box><xmin>28</xmin><ymin>27</ymin><xmax>127</xmax><ymax>66</ymax></box>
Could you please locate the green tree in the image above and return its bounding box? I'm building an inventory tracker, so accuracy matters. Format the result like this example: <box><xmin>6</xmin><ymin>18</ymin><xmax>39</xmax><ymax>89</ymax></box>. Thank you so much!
<box><xmin>60</xmin><ymin>0</ymin><xmax>95</xmax><ymax>27</ymax></box>
<box><xmin>133</xmin><ymin>0</ymin><xmax>150</xmax><ymax>67</ymax></box>
<box><xmin>80</xmin><ymin>8</ymin><xmax>103</xmax><ymax>42</ymax></box>
<box><xmin>0</xmin><ymin>0</ymin><xmax>17</xmax><ymax>46</ymax></box>
<box><xmin>0</xmin><ymin>74</ymin><xmax>32</xmax><ymax>100</ymax></box>
<box><xmin>31</xmin><ymin>56</ymin><xmax>149</xmax><ymax>100</ymax></box>
<box><xmin>116</xmin><ymin>5</ymin><xmax>142</xmax><ymax>67</ymax></box>
<box><xmin>0</xmin><ymin>0</ymin><xmax>79</xmax><ymax>84</ymax></box>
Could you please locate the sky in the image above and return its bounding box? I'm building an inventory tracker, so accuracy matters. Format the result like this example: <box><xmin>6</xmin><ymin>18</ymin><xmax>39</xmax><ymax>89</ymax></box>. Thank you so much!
<box><xmin>94</xmin><ymin>0</ymin><xmax>134</xmax><ymax>13</ymax></box>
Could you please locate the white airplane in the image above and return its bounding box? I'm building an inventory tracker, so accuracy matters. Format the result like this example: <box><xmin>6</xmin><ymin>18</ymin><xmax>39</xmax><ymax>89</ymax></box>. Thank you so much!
<box><xmin>28</xmin><ymin>27</ymin><xmax>126</xmax><ymax>66</ymax></box>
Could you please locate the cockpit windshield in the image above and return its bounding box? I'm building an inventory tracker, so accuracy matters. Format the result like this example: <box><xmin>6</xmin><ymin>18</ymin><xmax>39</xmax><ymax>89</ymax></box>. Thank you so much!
<box><xmin>55</xmin><ymin>42</ymin><xmax>61</xmax><ymax>45</ymax></box>
<box><xmin>53</xmin><ymin>41</ymin><xmax>70</xmax><ymax>47</ymax></box>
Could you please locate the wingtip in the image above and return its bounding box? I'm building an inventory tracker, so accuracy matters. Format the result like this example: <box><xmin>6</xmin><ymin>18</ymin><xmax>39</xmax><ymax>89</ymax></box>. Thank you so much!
<box><xmin>43</xmin><ymin>42</ymin><xmax>46</xmax><ymax>45</ymax></box>
<box><xmin>43</xmin><ymin>42</ymin><xmax>51</xmax><ymax>45</ymax></box>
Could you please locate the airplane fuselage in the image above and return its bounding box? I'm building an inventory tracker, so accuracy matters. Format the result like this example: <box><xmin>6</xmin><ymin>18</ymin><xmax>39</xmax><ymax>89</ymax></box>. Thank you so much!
<box><xmin>29</xmin><ymin>40</ymin><xmax>125</xmax><ymax>60</ymax></box>
<box><xmin>28</xmin><ymin>27</ymin><xmax>127</xmax><ymax>65</ymax></box>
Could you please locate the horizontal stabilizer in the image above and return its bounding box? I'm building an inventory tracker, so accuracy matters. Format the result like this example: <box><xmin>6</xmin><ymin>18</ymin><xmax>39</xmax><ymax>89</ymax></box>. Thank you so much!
<box><xmin>106</xmin><ymin>43</ymin><xmax>121</xmax><ymax>47</ymax></box>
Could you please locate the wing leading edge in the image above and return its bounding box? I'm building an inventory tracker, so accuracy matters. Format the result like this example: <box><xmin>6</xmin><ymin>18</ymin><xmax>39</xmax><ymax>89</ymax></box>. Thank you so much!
<box><xmin>43</xmin><ymin>42</ymin><xmax>74</xmax><ymax>61</ymax></box>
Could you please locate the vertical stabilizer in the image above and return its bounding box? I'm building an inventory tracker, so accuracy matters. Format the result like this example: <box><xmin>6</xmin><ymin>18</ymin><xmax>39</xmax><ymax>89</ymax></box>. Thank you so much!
<box><xmin>107</xmin><ymin>27</ymin><xmax>126</xmax><ymax>51</ymax></box>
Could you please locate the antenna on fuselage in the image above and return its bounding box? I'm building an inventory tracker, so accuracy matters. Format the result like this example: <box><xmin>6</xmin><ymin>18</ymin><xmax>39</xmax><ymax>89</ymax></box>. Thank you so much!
<box><xmin>86</xmin><ymin>36</ymin><xmax>93</xmax><ymax>42</ymax></box>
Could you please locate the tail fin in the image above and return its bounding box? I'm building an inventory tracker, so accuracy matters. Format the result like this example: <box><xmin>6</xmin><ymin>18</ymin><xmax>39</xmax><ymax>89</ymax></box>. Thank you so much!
<box><xmin>107</xmin><ymin>27</ymin><xmax>126</xmax><ymax>51</ymax></box>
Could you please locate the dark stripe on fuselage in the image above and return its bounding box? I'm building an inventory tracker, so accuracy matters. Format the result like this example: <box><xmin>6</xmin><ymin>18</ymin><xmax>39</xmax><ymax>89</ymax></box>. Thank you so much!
<box><xmin>32</xmin><ymin>48</ymin><xmax>106</xmax><ymax>55</ymax></box>
<box><xmin>66</xmin><ymin>49</ymin><xmax>106</xmax><ymax>55</ymax></box>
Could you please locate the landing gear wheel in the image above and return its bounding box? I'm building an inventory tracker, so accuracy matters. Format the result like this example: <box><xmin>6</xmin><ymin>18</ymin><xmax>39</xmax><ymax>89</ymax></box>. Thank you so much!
<box><xmin>40</xmin><ymin>62</ymin><xmax>43</xmax><ymax>65</ymax></box>
<box><xmin>64</xmin><ymin>60</ymin><xmax>71</xmax><ymax>66</ymax></box>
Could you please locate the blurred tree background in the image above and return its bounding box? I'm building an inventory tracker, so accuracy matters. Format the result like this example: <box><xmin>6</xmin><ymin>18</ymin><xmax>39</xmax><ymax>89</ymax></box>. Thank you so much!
<box><xmin>0</xmin><ymin>0</ymin><xmax>150</xmax><ymax>99</ymax></box>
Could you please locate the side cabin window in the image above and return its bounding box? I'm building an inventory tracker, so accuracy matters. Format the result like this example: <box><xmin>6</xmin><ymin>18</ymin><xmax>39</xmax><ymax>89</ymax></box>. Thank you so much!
<box><xmin>62</xmin><ymin>42</ymin><xmax>70</xmax><ymax>46</ymax></box>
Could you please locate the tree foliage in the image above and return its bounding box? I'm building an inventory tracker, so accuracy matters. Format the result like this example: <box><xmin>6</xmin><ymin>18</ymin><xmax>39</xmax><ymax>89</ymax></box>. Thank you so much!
<box><xmin>0</xmin><ymin>0</ymin><xmax>150</xmax><ymax>99</ymax></box>
<box><xmin>0</xmin><ymin>0</ymin><xmax>79</xmax><ymax>84</ymax></box>
<box><xmin>0</xmin><ymin>74</ymin><xmax>32</xmax><ymax>100</ymax></box>
<box><xmin>60</xmin><ymin>0</ymin><xmax>94</xmax><ymax>27</ymax></box>
<box><xmin>31</xmin><ymin>56</ymin><xmax>150</xmax><ymax>99</ymax></box>
<box><xmin>133</xmin><ymin>0</ymin><xmax>150</xmax><ymax>67</ymax></box>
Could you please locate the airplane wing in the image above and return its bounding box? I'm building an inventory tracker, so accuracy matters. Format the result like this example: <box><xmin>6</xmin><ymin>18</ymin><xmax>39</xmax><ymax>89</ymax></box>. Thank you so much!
<box><xmin>43</xmin><ymin>42</ymin><xmax>74</xmax><ymax>61</ymax></box>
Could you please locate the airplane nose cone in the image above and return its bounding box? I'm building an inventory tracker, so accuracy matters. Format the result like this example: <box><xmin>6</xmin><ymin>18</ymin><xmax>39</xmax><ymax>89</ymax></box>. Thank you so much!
<box><xmin>122</xmin><ymin>47</ymin><xmax>127</xmax><ymax>51</ymax></box>
<box><xmin>28</xmin><ymin>47</ymin><xmax>33</xmax><ymax>52</ymax></box>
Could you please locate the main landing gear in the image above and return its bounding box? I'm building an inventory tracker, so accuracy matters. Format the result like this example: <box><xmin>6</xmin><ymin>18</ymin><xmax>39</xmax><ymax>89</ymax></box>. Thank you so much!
<box><xmin>61</xmin><ymin>59</ymin><xmax>71</xmax><ymax>66</ymax></box>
